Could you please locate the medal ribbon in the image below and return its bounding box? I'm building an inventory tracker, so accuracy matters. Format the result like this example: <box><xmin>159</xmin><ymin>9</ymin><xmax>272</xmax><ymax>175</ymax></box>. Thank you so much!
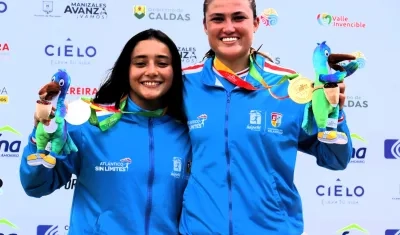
<box><xmin>81</xmin><ymin>95</ymin><xmax>167</xmax><ymax>131</ymax></box>
<box><xmin>213</xmin><ymin>55</ymin><xmax>295</xmax><ymax>100</ymax></box>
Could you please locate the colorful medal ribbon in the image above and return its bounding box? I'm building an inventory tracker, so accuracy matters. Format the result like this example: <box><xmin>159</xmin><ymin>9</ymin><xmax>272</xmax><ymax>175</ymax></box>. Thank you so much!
<box><xmin>81</xmin><ymin>95</ymin><xmax>167</xmax><ymax>131</ymax></box>
<box><xmin>213</xmin><ymin>55</ymin><xmax>298</xmax><ymax>100</ymax></box>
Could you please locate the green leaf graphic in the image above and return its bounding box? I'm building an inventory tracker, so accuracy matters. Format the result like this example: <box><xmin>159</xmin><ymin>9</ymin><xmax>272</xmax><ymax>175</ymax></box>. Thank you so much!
<box><xmin>0</xmin><ymin>125</ymin><xmax>21</xmax><ymax>136</ymax></box>
<box><xmin>337</xmin><ymin>223</ymin><xmax>368</xmax><ymax>234</ymax></box>
<box><xmin>350</xmin><ymin>133</ymin><xmax>366</xmax><ymax>143</ymax></box>
<box><xmin>0</xmin><ymin>218</ymin><xmax>18</xmax><ymax>229</ymax></box>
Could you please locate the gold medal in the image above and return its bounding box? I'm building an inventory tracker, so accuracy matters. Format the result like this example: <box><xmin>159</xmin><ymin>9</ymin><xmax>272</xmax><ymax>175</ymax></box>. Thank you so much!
<box><xmin>288</xmin><ymin>76</ymin><xmax>313</xmax><ymax>104</ymax></box>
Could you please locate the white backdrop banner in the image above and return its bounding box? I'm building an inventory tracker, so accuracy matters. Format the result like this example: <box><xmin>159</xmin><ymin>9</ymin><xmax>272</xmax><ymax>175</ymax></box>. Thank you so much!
<box><xmin>0</xmin><ymin>0</ymin><xmax>399</xmax><ymax>234</ymax></box>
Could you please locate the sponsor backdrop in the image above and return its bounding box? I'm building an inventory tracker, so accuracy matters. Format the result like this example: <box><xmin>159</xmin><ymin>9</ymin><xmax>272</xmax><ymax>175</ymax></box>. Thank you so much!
<box><xmin>0</xmin><ymin>0</ymin><xmax>398</xmax><ymax>234</ymax></box>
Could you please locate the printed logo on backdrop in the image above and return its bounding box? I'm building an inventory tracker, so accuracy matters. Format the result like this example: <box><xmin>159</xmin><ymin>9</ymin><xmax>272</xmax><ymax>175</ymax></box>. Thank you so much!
<box><xmin>64</xmin><ymin>176</ymin><xmax>77</xmax><ymax>190</ymax></box>
<box><xmin>385</xmin><ymin>229</ymin><xmax>400</xmax><ymax>235</ymax></box>
<box><xmin>133</xmin><ymin>5</ymin><xmax>146</xmax><ymax>19</ymax></box>
<box><xmin>67</xmin><ymin>86</ymin><xmax>98</xmax><ymax>97</ymax></box>
<box><xmin>0</xmin><ymin>1</ymin><xmax>7</xmax><ymax>13</ymax></box>
<box><xmin>384</xmin><ymin>139</ymin><xmax>400</xmax><ymax>159</ymax></box>
<box><xmin>0</xmin><ymin>42</ymin><xmax>10</xmax><ymax>55</ymax></box>
<box><xmin>37</xmin><ymin>224</ymin><xmax>69</xmax><ymax>235</ymax></box>
<box><xmin>34</xmin><ymin>0</ymin><xmax>61</xmax><ymax>18</ymax></box>
<box><xmin>178</xmin><ymin>46</ymin><xmax>197</xmax><ymax>66</ymax></box>
<box><xmin>343</xmin><ymin>95</ymin><xmax>368</xmax><ymax>108</ymax></box>
<box><xmin>336</xmin><ymin>223</ymin><xmax>368</xmax><ymax>235</ymax></box>
<box><xmin>317</xmin><ymin>12</ymin><xmax>366</xmax><ymax>28</ymax></box>
<box><xmin>0</xmin><ymin>218</ymin><xmax>18</xmax><ymax>234</ymax></box>
<box><xmin>316</xmin><ymin>178</ymin><xmax>365</xmax><ymax>206</ymax></box>
<box><xmin>339</xmin><ymin>51</ymin><xmax>366</xmax><ymax>69</ymax></box>
<box><xmin>44</xmin><ymin>38</ymin><xmax>97</xmax><ymax>66</ymax></box>
<box><xmin>0</xmin><ymin>125</ymin><xmax>22</xmax><ymax>158</ymax></box>
<box><xmin>64</xmin><ymin>2</ymin><xmax>107</xmax><ymax>19</ymax></box>
<box><xmin>0</xmin><ymin>87</ymin><xmax>8</xmax><ymax>104</ymax></box>
<box><xmin>0</xmin><ymin>41</ymin><xmax>11</xmax><ymax>62</ymax></box>
<box><xmin>349</xmin><ymin>133</ymin><xmax>367</xmax><ymax>164</ymax></box>
<box><xmin>133</xmin><ymin>5</ymin><xmax>190</xmax><ymax>21</ymax></box>
<box><xmin>260</xmin><ymin>8</ymin><xmax>278</xmax><ymax>27</ymax></box>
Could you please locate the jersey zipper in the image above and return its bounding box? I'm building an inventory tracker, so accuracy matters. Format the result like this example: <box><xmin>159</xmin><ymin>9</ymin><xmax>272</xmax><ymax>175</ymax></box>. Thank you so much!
<box><xmin>224</xmin><ymin>92</ymin><xmax>233</xmax><ymax>235</ymax></box>
<box><xmin>145</xmin><ymin>118</ymin><xmax>155</xmax><ymax>235</ymax></box>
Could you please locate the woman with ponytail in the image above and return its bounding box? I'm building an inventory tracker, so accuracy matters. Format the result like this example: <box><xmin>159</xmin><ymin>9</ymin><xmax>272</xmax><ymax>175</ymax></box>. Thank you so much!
<box><xmin>179</xmin><ymin>0</ymin><xmax>353</xmax><ymax>234</ymax></box>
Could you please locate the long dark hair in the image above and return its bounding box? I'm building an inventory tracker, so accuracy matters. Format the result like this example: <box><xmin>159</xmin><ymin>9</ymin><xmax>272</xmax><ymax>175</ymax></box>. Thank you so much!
<box><xmin>93</xmin><ymin>28</ymin><xmax>186</xmax><ymax>123</ymax></box>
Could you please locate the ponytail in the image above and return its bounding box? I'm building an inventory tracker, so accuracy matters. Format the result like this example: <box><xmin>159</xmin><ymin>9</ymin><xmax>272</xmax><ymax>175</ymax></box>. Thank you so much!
<box><xmin>202</xmin><ymin>49</ymin><xmax>215</xmax><ymax>61</ymax></box>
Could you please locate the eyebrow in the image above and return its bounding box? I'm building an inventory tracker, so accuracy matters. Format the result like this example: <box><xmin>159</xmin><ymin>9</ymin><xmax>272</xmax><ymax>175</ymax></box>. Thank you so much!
<box><xmin>209</xmin><ymin>11</ymin><xmax>245</xmax><ymax>17</ymax></box>
<box><xmin>132</xmin><ymin>54</ymin><xmax>170</xmax><ymax>59</ymax></box>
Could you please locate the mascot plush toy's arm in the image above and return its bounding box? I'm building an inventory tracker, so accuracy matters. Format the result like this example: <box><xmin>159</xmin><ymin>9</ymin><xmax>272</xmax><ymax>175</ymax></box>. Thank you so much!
<box><xmin>301</xmin><ymin>41</ymin><xmax>359</xmax><ymax>144</ymax></box>
<box><xmin>27</xmin><ymin>69</ymin><xmax>78</xmax><ymax>169</ymax></box>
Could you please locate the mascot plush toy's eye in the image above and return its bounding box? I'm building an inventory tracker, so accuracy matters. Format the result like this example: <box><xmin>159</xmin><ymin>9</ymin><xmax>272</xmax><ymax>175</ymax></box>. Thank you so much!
<box><xmin>59</xmin><ymin>79</ymin><xmax>65</xmax><ymax>86</ymax></box>
<box><xmin>51</xmin><ymin>76</ymin><xmax>55</xmax><ymax>82</ymax></box>
<box><xmin>324</xmin><ymin>50</ymin><xmax>329</xmax><ymax>57</ymax></box>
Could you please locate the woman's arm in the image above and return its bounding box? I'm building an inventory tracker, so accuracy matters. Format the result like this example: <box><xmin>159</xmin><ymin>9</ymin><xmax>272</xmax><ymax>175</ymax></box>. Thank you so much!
<box><xmin>19</xmin><ymin>124</ymin><xmax>83</xmax><ymax>198</ymax></box>
<box><xmin>298</xmin><ymin>109</ymin><xmax>353</xmax><ymax>170</ymax></box>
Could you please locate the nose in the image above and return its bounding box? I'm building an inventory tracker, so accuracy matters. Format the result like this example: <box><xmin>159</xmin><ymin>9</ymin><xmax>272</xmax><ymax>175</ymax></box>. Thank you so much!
<box><xmin>145</xmin><ymin>62</ymin><xmax>158</xmax><ymax>76</ymax></box>
<box><xmin>222</xmin><ymin>19</ymin><xmax>235</xmax><ymax>33</ymax></box>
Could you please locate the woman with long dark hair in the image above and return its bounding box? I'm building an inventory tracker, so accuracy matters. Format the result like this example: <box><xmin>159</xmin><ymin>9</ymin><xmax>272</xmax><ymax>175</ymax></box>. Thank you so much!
<box><xmin>20</xmin><ymin>29</ymin><xmax>191</xmax><ymax>235</ymax></box>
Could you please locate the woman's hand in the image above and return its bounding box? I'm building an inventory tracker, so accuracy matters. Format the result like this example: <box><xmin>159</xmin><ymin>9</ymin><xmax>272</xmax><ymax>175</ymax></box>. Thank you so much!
<box><xmin>34</xmin><ymin>106</ymin><xmax>55</xmax><ymax>127</ymax></box>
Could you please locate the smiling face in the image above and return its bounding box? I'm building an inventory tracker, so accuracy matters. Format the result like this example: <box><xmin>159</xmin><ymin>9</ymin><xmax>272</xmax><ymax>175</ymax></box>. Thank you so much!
<box><xmin>129</xmin><ymin>39</ymin><xmax>173</xmax><ymax>110</ymax></box>
<box><xmin>203</xmin><ymin>0</ymin><xmax>259</xmax><ymax>61</ymax></box>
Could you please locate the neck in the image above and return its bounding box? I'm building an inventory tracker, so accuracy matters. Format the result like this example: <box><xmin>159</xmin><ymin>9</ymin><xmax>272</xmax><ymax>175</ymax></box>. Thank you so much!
<box><xmin>129</xmin><ymin>93</ymin><xmax>164</xmax><ymax>111</ymax></box>
<box><xmin>216</xmin><ymin>53</ymin><xmax>250</xmax><ymax>73</ymax></box>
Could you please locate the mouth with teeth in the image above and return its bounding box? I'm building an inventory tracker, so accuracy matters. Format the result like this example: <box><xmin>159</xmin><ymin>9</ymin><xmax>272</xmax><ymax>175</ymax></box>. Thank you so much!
<box><xmin>140</xmin><ymin>81</ymin><xmax>163</xmax><ymax>88</ymax></box>
<box><xmin>221</xmin><ymin>37</ymin><xmax>239</xmax><ymax>42</ymax></box>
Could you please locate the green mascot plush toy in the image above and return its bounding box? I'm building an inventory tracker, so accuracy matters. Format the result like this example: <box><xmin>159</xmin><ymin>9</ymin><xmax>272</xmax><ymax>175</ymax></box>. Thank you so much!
<box><xmin>27</xmin><ymin>69</ymin><xmax>78</xmax><ymax>168</ymax></box>
<box><xmin>302</xmin><ymin>41</ymin><xmax>359</xmax><ymax>144</ymax></box>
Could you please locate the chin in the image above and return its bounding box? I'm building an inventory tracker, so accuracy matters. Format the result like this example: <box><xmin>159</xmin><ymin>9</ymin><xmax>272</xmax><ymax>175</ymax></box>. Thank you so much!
<box><xmin>142</xmin><ymin>89</ymin><xmax>168</xmax><ymax>100</ymax></box>
<box><xmin>142</xmin><ymin>94</ymin><xmax>162</xmax><ymax>100</ymax></box>
<box><xmin>217</xmin><ymin>46</ymin><xmax>245</xmax><ymax>59</ymax></box>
